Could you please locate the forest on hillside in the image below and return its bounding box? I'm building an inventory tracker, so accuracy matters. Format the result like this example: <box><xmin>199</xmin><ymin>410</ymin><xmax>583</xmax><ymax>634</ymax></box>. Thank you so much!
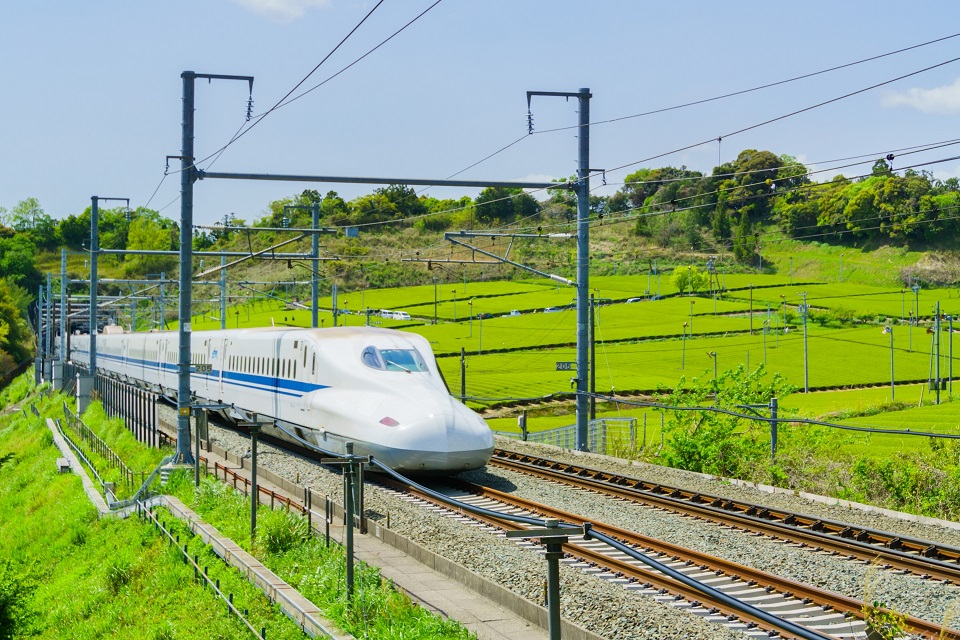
<box><xmin>2</xmin><ymin>147</ymin><xmax>960</xmax><ymax>374</ymax></box>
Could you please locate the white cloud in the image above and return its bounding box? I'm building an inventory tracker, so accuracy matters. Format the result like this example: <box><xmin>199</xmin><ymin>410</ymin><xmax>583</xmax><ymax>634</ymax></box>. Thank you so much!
<box><xmin>233</xmin><ymin>0</ymin><xmax>331</xmax><ymax>23</ymax></box>
<box><xmin>883</xmin><ymin>77</ymin><xmax>960</xmax><ymax>115</ymax></box>
<box><xmin>933</xmin><ymin>163</ymin><xmax>960</xmax><ymax>182</ymax></box>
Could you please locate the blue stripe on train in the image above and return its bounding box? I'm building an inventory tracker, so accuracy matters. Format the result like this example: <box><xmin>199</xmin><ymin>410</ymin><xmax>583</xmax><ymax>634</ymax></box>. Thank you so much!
<box><xmin>92</xmin><ymin>352</ymin><xmax>329</xmax><ymax>397</ymax></box>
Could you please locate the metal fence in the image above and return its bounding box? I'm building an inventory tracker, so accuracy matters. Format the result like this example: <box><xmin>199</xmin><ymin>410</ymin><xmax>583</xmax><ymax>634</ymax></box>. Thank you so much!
<box><xmin>61</xmin><ymin>362</ymin><xmax>79</xmax><ymax>397</ymax></box>
<box><xmin>62</xmin><ymin>402</ymin><xmax>141</xmax><ymax>489</ymax></box>
<box><xmin>493</xmin><ymin>417</ymin><xmax>638</xmax><ymax>455</ymax></box>
<box><xmin>95</xmin><ymin>375</ymin><xmax>160</xmax><ymax>448</ymax></box>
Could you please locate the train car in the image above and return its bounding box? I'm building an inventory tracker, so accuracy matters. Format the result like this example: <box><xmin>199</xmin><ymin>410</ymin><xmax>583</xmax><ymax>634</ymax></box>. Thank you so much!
<box><xmin>70</xmin><ymin>326</ymin><xmax>493</xmax><ymax>474</ymax></box>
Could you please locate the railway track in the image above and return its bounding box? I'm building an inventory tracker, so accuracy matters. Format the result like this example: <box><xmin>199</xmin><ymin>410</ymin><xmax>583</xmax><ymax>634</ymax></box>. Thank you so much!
<box><xmin>491</xmin><ymin>448</ymin><xmax>960</xmax><ymax>585</ymax></box>
<box><xmin>179</xmin><ymin>417</ymin><xmax>958</xmax><ymax>638</ymax></box>
<box><xmin>376</xmin><ymin>474</ymin><xmax>958</xmax><ymax>639</ymax></box>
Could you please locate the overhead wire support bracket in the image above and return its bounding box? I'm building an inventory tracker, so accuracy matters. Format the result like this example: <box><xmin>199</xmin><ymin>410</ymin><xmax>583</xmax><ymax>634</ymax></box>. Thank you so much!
<box><xmin>194</xmin><ymin>224</ymin><xmax>338</xmax><ymax>235</ymax></box>
<box><xmin>444</xmin><ymin>235</ymin><xmax>574</xmax><ymax>286</ymax></box>
<box><xmin>401</xmin><ymin>258</ymin><xmax>502</xmax><ymax>267</ymax></box>
<box><xmin>442</xmin><ymin>230</ymin><xmax>577</xmax><ymax>240</ymax></box>
<box><xmin>196</xmin><ymin>170</ymin><xmax>570</xmax><ymax>191</ymax></box>
<box><xmin>194</xmin><ymin>234</ymin><xmax>313</xmax><ymax>278</ymax></box>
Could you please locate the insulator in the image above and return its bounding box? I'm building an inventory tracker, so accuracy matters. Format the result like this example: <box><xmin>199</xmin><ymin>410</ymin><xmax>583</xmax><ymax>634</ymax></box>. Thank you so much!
<box><xmin>527</xmin><ymin>110</ymin><xmax>534</xmax><ymax>134</ymax></box>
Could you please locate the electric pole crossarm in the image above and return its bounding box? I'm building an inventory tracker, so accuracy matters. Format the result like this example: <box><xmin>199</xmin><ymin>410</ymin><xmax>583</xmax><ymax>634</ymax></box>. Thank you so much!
<box><xmin>198</xmin><ymin>170</ymin><xmax>566</xmax><ymax>191</ymax></box>
<box><xmin>444</xmin><ymin>231</ymin><xmax>576</xmax><ymax>240</ymax></box>
<box><xmin>445</xmin><ymin>237</ymin><xmax>574</xmax><ymax>285</ymax></box>
<box><xmin>194</xmin><ymin>234</ymin><xmax>310</xmax><ymax>277</ymax></box>
<box><xmin>527</xmin><ymin>90</ymin><xmax>592</xmax><ymax>99</ymax></box>
<box><xmin>401</xmin><ymin>258</ymin><xmax>502</xmax><ymax>266</ymax></box>
<box><xmin>196</xmin><ymin>225</ymin><xmax>337</xmax><ymax>234</ymax></box>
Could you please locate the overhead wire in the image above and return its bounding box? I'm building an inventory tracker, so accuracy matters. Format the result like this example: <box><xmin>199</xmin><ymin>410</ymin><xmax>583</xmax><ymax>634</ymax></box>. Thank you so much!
<box><xmin>598</xmin><ymin>54</ymin><xmax>960</xmax><ymax>180</ymax></box>
<box><xmin>142</xmin><ymin>1</ymin><xmax>443</xmax><ymax>216</ymax></box>
<box><xmin>337</xmin><ymin>52</ymin><xmax>960</xmax><ymax>235</ymax></box>
<box><xmin>303</xmin><ymin>33</ymin><xmax>960</xmax><ymax>230</ymax></box>
<box><xmin>531</xmin><ymin>31</ymin><xmax>960</xmax><ymax>136</ymax></box>
<box><xmin>156</xmin><ymin>0</ymin><xmax>390</xmax><ymax>185</ymax></box>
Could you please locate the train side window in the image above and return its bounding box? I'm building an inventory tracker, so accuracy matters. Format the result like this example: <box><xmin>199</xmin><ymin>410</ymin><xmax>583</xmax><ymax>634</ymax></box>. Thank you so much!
<box><xmin>311</xmin><ymin>353</ymin><xmax>316</xmax><ymax>376</ymax></box>
<box><xmin>303</xmin><ymin>348</ymin><xmax>307</xmax><ymax>368</ymax></box>
<box><xmin>361</xmin><ymin>346</ymin><xmax>382</xmax><ymax>369</ymax></box>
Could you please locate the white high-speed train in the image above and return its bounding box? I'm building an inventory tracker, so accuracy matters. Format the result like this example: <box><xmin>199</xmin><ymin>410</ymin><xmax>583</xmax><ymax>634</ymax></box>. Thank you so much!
<box><xmin>69</xmin><ymin>326</ymin><xmax>493</xmax><ymax>474</ymax></box>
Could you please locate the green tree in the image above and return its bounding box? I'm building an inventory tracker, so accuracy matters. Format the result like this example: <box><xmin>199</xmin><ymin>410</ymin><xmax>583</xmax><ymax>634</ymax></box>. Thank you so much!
<box><xmin>672</xmin><ymin>266</ymin><xmax>708</xmax><ymax>294</ymax></box>
<box><xmin>656</xmin><ymin>365</ymin><xmax>795</xmax><ymax>478</ymax></box>
<box><xmin>0</xmin><ymin>278</ymin><xmax>33</xmax><ymax>367</ymax></box>
<box><xmin>671</xmin><ymin>268</ymin><xmax>690</xmax><ymax>294</ymax></box>
<box><xmin>711</xmin><ymin>186</ymin><xmax>732</xmax><ymax>240</ymax></box>
<box><xmin>732</xmin><ymin>212</ymin><xmax>755</xmax><ymax>265</ymax></box>
<box><xmin>9</xmin><ymin>198</ymin><xmax>58</xmax><ymax>249</ymax></box>
<box><xmin>474</xmin><ymin>187</ymin><xmax>540</xmax><ymax>225</ymax></box>
<box><xmin>374</xmin><ymin>184</ymin><xmax>427</xmax><ymax>221</ymax></box>
<box><xmin>0</xmin><ymin>230</ymin><xmax>41</xmax><ymax>292</ymax></box>
<box><xmin>58</xmin><ymin>210</ymin><xmax>91</xmax><ymax>250</ymax></box>
<box><xmin>346</xmin><ymin>193</ymin><xmax>399</xmax><ymax>226</ymax></box>
<box><xmin>124</xmin><ymin>214</ymin><xmax>177</xmax><ymax>276</ymax></box>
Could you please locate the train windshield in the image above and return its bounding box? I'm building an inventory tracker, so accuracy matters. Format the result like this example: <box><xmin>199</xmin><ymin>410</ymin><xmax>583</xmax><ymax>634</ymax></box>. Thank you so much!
<box><xmin>361</xmin><ymin>346</ymin><xmax>429</xmax><ymax>373</ymax></box>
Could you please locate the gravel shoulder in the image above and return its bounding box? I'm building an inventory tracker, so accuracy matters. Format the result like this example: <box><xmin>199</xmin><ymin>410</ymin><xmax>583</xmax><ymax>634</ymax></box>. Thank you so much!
<box><xmin>184</xmin><ymin>405</ymin><xmax>960</xmax><ymax>638</ymax></box>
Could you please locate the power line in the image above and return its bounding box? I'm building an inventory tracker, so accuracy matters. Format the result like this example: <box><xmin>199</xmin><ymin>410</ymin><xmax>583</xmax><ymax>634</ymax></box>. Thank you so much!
<box><xmin>326</xmin><ymin>48</ymin><xmax>960</xmax><ymax>236</ymax></box>
<box><xmin>266</xmin><ymin>0</ymin><xmax>445</xmax><ymax>114</ymax></box>
<box><xmin>199</xmin><ymin>0</ymin><xmax>388</xmax><ymax>166</ymax></box>
<box><xmin>531</xmin><ymin>31</ymin><xmax>960</xmax><ymax>136</ymax></box>
<box><xmin>600</xmin><ymin>54</ymin><xmax>960</xmax><ymax>180</ymax></box>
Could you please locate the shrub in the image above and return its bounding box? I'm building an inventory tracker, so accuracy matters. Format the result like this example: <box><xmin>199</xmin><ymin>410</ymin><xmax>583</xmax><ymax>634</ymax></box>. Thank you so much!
<box><xmin>0</xmin><ymin>559</ymin><xmax>32</xmax><ymax>639</ymax></box>
<box><xmin>257</xmin><ymin>508</ymin><xmax>310</xmax><ymax>556</ymax></box>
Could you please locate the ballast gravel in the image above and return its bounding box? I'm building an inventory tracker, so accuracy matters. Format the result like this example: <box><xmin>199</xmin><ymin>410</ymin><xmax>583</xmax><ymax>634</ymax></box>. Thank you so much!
<box><xmin>182</xmin><ymin>407</ymin><xmax>959</xmax><ymax>639</ymax></box>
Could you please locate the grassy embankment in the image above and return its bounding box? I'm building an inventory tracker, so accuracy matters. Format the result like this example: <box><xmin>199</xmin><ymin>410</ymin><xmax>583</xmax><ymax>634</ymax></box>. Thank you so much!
<box><xmin>0</xmin><ymin>376</ymin><xmax>474</xmax><ymax>639</ymax></box>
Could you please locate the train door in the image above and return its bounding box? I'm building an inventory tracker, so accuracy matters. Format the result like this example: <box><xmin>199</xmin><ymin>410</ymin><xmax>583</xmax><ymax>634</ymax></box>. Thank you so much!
<box><xmin>272</xmin><ymin>334</ymin><xmax>282</xmax><ymax>421</ymax></box>
<box><xmin>121</xmin><ymin>338</ymin><xmax>129</xmax><ymax>376</ymax></box>
<box><xmin>217</xmin><ymin>339</ymin><xmax>227</xmax><ymax>400</ymax></box>
<box><xmin>158</xmin><ymin>340</ymin><xmax>168</xmax><ymax>391</ymax></box>
<box><xmin>299</xmin><ymin>342</ymin><xmax>309</xmax><ymax>414</ymax></box>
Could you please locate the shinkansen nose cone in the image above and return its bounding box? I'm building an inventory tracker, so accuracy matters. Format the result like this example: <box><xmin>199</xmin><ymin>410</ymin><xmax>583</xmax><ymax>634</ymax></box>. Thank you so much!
<box><xmin>373</xmin><ymin>395</ymin><xmax>493</xmax><ymax>474</ymax></box>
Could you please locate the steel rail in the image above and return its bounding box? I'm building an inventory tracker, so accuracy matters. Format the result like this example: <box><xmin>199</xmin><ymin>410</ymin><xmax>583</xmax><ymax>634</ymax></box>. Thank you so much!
<box><xmin>491</xmin><ymin>449</ymin><xmax>960</xmax><ymax>583</ymax></box>
<box><xmin>444</xmin><ymin>478</ymin><xmax>956</xmax><ymax>640</ymax></box>
<box><xmin>372</xmin><ymin>475</ymin><xmax>814</xmax><ymax>639</ymax></box>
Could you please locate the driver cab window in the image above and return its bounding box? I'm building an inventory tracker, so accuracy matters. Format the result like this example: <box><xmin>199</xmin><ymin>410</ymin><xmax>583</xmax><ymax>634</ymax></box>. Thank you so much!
<box><xmin>361</xmin><ymin>346</ymin><xmax>382</xmax><ymax>369</ymax></box>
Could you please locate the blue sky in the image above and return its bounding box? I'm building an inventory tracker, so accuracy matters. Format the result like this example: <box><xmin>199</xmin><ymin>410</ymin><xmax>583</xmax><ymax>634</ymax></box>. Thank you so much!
<box><xmin>3</xmin><ymin>1</ymin><xmax>960</xmax><ymax>226</ymax></box>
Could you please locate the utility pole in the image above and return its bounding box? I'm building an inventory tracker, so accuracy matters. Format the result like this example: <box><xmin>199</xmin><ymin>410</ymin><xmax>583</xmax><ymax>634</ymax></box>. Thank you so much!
<box><xmin>56</xmin><ymin>249</ymin><xmax>67</xmax><ymax>390</ymax></box>
<box><xmin>34</xmin><ymin>286</ymin><xmax>42</xmax><ymax>385</ymax></box>
<box><xmin>950</xmin><ymin>315</ymin><xmax>954</xmax><ymax>397</ymax></box>
<box><xmin>460</xmin><ymin>347</ymin><xmax>466</xmax><ymax>403</ymax></box>
<box><xmin>220</xmin><ymin>256</ymin><xmax>227</xmax><ymax>330</ymax></box>
<box><xmin>590</xmin><ymin>292</ymin><xmax>596</xmax><ymax>420</ymax></box>
<box><xmin>527</xmin><ymin>87</ymin><xmax>592</xmax><ymax>452</ymax></box>
<box><xmin>44</xmin><ymin>273</ymin><xmax>53</xmax><ymax>383</ymax></box>
<box><xmin>312</xmin><ymin>202</ymin><xmax>319</xmax><ymax>328</ymax></box>
<box><xmin>176</xmin><ymin>70</ymin><xmax>253</xmax><ymax>465</ymax></box>
<box><xmin>800</xmin><ymin>292</ymin><xmax>809</xmax><ymax>393</ymax></box>
<box><xmin>883</xmin><ymin>325</ymin><xmax>894</xmax><ymax>400</ymax></box>
<box><xmin>160</xmin><ymin>272</ymin><xmax>166</xmax><ymax>330</ymax></box>
<box><xmin>81</xmin><ymin>196</ymin><xmax>126</xmax><ymax>410</ymax></box>
<box><xmin>935</xmin><ymin>301</ymin><xmax>941</xmax><ymax>405</ymax></box>
<box><xmin>177</xmin><ymin>70</ymin><xmax>198</xmax><ymax>465</ymax></box>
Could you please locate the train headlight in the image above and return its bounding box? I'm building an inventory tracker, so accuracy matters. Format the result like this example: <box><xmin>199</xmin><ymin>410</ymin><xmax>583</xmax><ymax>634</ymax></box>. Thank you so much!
<box><xmin>379</xmin><ymin>417</ymin><xmax>400</xmax><ymax>427</ymax></box>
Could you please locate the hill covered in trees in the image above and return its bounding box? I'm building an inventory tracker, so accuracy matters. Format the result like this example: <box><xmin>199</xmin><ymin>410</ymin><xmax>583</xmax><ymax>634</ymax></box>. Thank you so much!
<box><xmin>2</xmin><ymin>146</ymin><xmax>960</xmax><ymax>375</ymax></box>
